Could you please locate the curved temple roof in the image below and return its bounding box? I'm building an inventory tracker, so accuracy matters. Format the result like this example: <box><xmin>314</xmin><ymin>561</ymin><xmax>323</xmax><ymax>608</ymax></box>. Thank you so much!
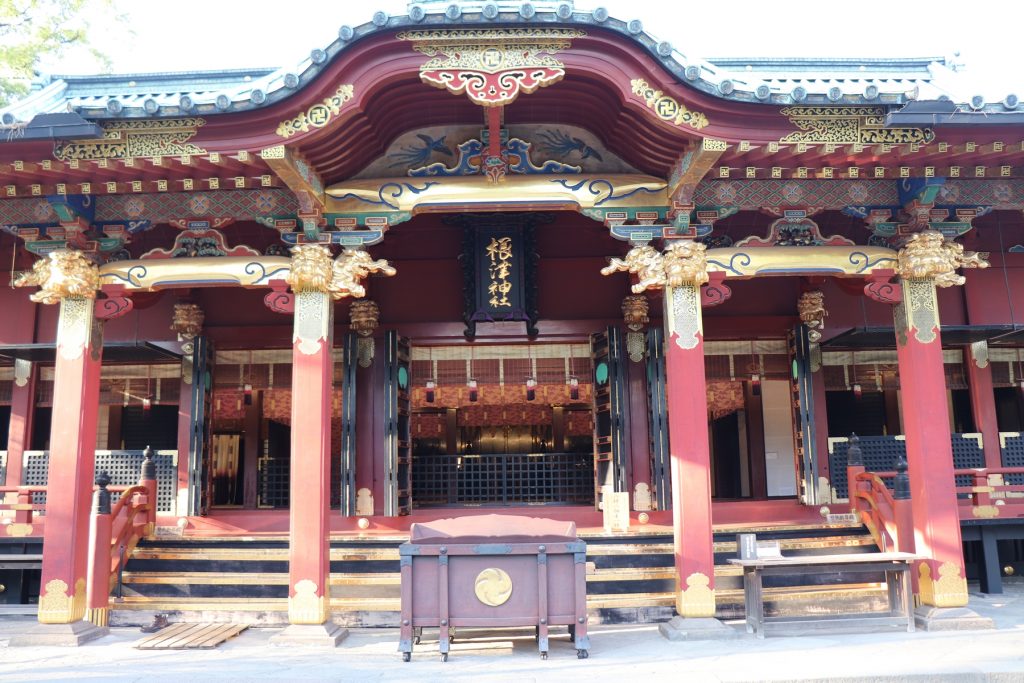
<box><xmin>1</xmin><ymin>1</ymin><xmax>1018</xmax><ymax>126</ymax></box>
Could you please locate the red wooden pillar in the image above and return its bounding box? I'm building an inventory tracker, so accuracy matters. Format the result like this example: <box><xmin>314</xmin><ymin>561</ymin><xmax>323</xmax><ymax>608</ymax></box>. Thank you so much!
<box><xmin>894</xmin><ymin>278</ymin><xmax>968</xmax><ymax>608</ymax></box>
<box><xmin>964</xmin><ymin>343</ymin><xmax>1002</xmax><ymax>469</ymax></box>
<box><xmin>5</xmin><ymin>359</ymin><xmax>36</xmax><ymax>488</ymax></box>
<box><xmin>271</xmin><ymin>245</ymin><xmax>347</xmax><ymax>645</ymax></box>
<box><xmin>287</xmin><ymin>289</ymin><xmax>334</xmax><ymax>624</ymax></box>
<box><xmin>663</xmin><ymin>281</ymin><xmax>716</xmax><ymax>618</ymax></box>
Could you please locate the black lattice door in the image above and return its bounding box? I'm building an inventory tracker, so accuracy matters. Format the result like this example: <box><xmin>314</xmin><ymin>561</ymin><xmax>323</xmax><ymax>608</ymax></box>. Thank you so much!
<box><xmin>591</xmin><ymin>327</ymin><xmax>629</xmax><ymax>509</ymax></box>
<box><xmin>789</xmin><ymin>326</ymin><xmax>819</xmax><ymax>504</ymax></box>
<box><xmin>338</xmin><ymin>332</ymin><xmax>358</xmax><ymax>516</ymax></box>
<box><xmin>187</xmin><ymin>336</ymin><xmax>214</xmax><ymax>516</ymax></box>
<box><xmin>646</xmin><ymin>327</ymin><xmax>671</xmax><ymax>510</ymax></box>
<box><xmin>384</xmin><ymin>331</ymin><xmax>412</xmax><ymax>516</ymax></box>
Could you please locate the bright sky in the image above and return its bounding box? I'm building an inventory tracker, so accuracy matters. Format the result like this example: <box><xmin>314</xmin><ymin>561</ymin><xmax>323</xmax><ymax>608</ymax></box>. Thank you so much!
<box><xmin>57</xmin><ymin>0</ymin><xmax>1024</xmax><ymax>99</ymax></box>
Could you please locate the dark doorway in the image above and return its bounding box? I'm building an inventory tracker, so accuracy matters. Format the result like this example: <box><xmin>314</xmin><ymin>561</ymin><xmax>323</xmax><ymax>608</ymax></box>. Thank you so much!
<box><xmin>711</xmin><ymin>412</ymin><xmax>743</xmax><ymax>498</ymax></box>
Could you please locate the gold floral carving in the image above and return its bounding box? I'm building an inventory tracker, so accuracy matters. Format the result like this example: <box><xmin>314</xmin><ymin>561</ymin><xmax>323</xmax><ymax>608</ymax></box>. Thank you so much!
<box><xmin>5</xmin><ymin>523</ymin><xmax>32</xmax><ymax>537</ymax></box>
<box><xmin>15</xmin><ymin>250</ymin><xmax>100</xmax><ymax>304</ymax></box>
<box><xmin>780</xmin><ymin>107</ymin><xmax>933</xmax><ymax>145</ymax></box>
<box><xmin>918</xmin><ymin>561</ymin><xmax>969</xmax><ymax>608</ymax></box>
<box><xmin>895</xmin><ymin>278</ymin><xmax>939</xmax><ymax>346</ymax></box>
<box><xmin>288</xmin><ymin>579</ymin><xmax>327</xmax><ymax>625</ymax></box>
<box><xmin>972</xmin><ymin>505</ymin><xmax>1000</xmax><ymax>518</ymax></box>
<box><xmin>54</xmin><ymin>118</ymin><xmax>206</xmax><ymax>161</ymax></box>
<box><xmin>622</xmin><ymin>294</ymin><xmax>650</xmax><ymax>363</ymax></box>
<box><xmin>170</xmin><ymin>303</ymin><xmax>205</xmax><ymax>341</ymax></box>
<box><xmin>630</xmin><ymin>78</ymin><xmax>709</xmax><ymax>131</ymax></box>
<box><xmin>349</xmin><ymin>299</ymin><xmax>380</xmax><ymax>368</ymax></box>
<box><xmin>276</xmin><ymin>85</ymin><xmax>355</xmax><ymax>138</ymax></box>
<box><xmin>676</xmin><ymin>572</ymin><xmax>716</xmax><ymax>618</ymax></box>
<box><xmin>667</xmin><ymin>284</ymin><xmax>702</xmax><ymax>351</ymax></box>
<box><xmin>398</xmin><ymin>28</ymin><xmax>584</xmax><ymax>107</ymax></box>
<box><xmin>56</xmin><ymin>297</ymin><xmax>97</xmax><ymax>361</ymax></box>
<box><xmin>897</xmin><ymin>230</ymin><xmax>989</xmax><ymax>288</ymax></box>
<box><xmin>474</xmin><ymin>567</ymin><xmax>514</xmax><ymax>607</ymax></box>
<box><xmin>38</xmin><ymin>578</ymin><xmax>87</xmax><ymax>624</ymax></box>
<box><xmin>86</xmin><ymin>606</ymin><xmax>110</xmax><ymax>627</ymax></box>
<box><xmin>293</xmin><ymin>291</ymin><xmax>332</xmax><ymax>356</ymax></box>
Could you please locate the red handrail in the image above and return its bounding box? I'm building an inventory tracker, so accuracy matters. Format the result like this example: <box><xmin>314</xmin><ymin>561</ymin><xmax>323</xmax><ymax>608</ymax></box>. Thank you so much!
<box><xmin>852</xmin><ymin>472</ymin><xmax>900</xmax><ymax>552</ymax></box>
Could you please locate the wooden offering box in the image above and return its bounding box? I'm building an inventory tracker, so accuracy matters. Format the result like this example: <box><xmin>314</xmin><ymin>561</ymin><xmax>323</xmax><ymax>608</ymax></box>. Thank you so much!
<box><xmin>398</xmin><ymin>514</ymin><xmax>590</xmax><ymax>662</ymax></box>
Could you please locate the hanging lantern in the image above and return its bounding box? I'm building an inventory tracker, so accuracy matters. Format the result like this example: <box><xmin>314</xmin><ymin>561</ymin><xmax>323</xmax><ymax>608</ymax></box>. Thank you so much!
<box><xmin>468</xmin><ymin>378</ymin><xmax>479</xmax><ymax>403</ymax></box>
<box><xmin>425</xmin><ymin>379</ymin><xmax>436</xmax><ymax>404</ymax></box>
<box><xmin>853</xmin><ymin>383</ymin><xmax>863</xmax><ymax>398</ymax></box>
<box><xmin>569</xmin><ymin>376</ymin><xmax>580</xmax><ymax>401</ymax></box>
<box><xmin>526</xmin><ymin>376</ymin><xmax>537</xmax><ymax>401</ymax></box>
<box><xmin>750</xmin><ymin>373</ymin><xmax>761</xmax><ymax>397</ymax></box>
<box><xmin>244</xmin><ymin>383</ymin><xmax>253</xmax><ymax>406</ymax></box>
<box><xmin>349</xmin><ymin>299</ymin><xmax>380</xmax><ymax>368</ymax></box>
<box><xmin>142</xmin><ymin>396</ymin><xmax>152</xmax><ymax>412</ymax></box>
<box><xmin>622</xmin><ymin>294</ymin><xmax>649</xmax><ymax>363</ymax></box>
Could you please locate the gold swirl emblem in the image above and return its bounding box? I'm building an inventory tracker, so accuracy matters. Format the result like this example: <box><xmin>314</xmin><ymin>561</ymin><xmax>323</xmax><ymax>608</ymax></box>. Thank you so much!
<box><xmin>474</xmin><ymin>567</ymin><xmax>513</xmax><ymax>607</ymax></box>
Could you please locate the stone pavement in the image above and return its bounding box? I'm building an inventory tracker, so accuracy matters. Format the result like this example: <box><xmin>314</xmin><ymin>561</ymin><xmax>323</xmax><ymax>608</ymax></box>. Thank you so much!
<box><xmin>1</xmin><ymin>583</ymin><xmax>1023</xmax><ymax>682</ymax></box>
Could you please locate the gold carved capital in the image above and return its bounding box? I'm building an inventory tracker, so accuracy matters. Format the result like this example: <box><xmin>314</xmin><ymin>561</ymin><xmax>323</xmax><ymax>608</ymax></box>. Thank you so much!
<box><xmin>662</xmin><ymin>240</ymin><xmax>709</xmax><ymax>288</ymax></box>
<box><xmin>287</xmin><ymin>244</ymin><xmax>335</xmax><ymax>294</ymax></box>
<box><xmin>38</xmin><ymin>578</ymin><xmax>87</xmax><ymax>624</ymax></box>
<box><xmin>918</xmin><ymin>561</ymin><xmax>969</xmax><ymax>608</ymax></box>
<box><xmin>897</xmin><ymin>230</ymin><xmax>989</xmax><ymax>288</ymax></box>
<box><xmin>288</xmin><ymin>579</ymin><xmax>328</xmax><ymax>625</ymax></box>
<box><xmin>676</xmin><ymin>572</ymin><xmax>716</xmax><ymax>618</ymax></box>
<box><xmin>14</xmin><ymin>250</ymin><xmax>100</xmax><ymax>305</ymax></box>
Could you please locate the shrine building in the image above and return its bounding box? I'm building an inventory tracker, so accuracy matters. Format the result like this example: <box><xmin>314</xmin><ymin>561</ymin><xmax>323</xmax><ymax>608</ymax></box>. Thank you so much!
<box><xmin>1</xmin><ymin>0</ymin><xmax>1023</xmax><ymax>644</ymax></box>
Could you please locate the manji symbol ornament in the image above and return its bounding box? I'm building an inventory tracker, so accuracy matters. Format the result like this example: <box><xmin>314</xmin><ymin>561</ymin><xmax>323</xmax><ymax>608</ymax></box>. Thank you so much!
<box><xmin>630</xmin><ymin>79</ymin><xmax>709</xmax><ymax>131</ymax></box>
<box><xmin>399</xmin><ymin>28</ymin><xmax>585</xmax><ymax>106</ymax></box>
<box><xmin>276</xmin><ymin>85</ymin><xmax>355</xmax><ymax>138</ymax></box>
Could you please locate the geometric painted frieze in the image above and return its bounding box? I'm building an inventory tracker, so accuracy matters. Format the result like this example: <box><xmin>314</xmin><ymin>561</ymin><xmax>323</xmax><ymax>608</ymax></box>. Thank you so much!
<box><xmin>94</xmin><ymin>189</ymin><xmax>298</xmax><ymax>223</ymax></box>
<box><xmin>398</xmin><ymin>28</ymin><xmax>585</xmax><ymax>107</ymax></box>
<box><xmin>692</xmin><ymin>179</ymin><xmax>897</xmax><ymax>210</ymax></box>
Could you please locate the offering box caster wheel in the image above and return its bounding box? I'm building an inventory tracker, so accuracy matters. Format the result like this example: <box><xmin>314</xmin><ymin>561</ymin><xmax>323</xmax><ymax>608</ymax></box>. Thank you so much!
<box><xmin>402</xmin><ymin>652</ymin><xmax>411</xmax><ymax>663</ymax></box>
<box><xmin>577</xmin><ymin>649</ymin><xmax>589</xmax><ymax>659</ymax></box>
<box><xmin>440</xmin><ymin>653</ymin><xmax>448</xmax><ymax>662</ymax></box>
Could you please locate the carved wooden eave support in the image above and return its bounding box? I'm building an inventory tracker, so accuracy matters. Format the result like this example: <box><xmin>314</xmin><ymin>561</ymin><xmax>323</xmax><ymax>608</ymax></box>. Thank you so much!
<box><xmin>797</xmin><ymin>290</ymin><xmax>827</xmax><ymax>342</ymax></box>
<box><xmin>260</xmin><ymin>145</ymin><xmax>327</xmax><ymax>241</ymax></box>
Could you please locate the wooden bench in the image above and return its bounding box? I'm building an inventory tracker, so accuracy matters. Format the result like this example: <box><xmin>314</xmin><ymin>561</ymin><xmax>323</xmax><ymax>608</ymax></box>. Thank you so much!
<box><xmin>728</xmin><ymin>552</ymin><xmax>919</xmax><ymax>638</ymax></box>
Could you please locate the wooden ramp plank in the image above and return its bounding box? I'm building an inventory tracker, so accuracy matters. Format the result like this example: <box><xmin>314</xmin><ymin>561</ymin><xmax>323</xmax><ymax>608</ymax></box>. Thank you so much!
<box><xmin>134</xmin><ymin>623</ymin><xmax>248</xmax><ymax>650</ymax></box>
<box><xmin>134</xmin><ymin>622</ymin><xmax>193</xmax><ymax>649</ymax></box>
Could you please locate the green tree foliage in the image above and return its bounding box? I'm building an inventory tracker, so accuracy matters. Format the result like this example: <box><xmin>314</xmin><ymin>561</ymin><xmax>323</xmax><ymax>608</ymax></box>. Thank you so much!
<box><xmin>0</xmin><ymin>0</ymin><xmax>115</xmax><ymax>108</ymax></box>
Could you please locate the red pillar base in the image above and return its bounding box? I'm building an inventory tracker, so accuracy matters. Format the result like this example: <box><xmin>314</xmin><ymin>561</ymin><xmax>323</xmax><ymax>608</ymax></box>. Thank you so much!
<box><xmin>269</xmin><ymin>623</ymin><xmax>349</xmax><ymax>647</ymax></box>
<box><xmin>8</xmin><ymin>621</ymin><xmax>108</xmax><ymax>647</ymax></box>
